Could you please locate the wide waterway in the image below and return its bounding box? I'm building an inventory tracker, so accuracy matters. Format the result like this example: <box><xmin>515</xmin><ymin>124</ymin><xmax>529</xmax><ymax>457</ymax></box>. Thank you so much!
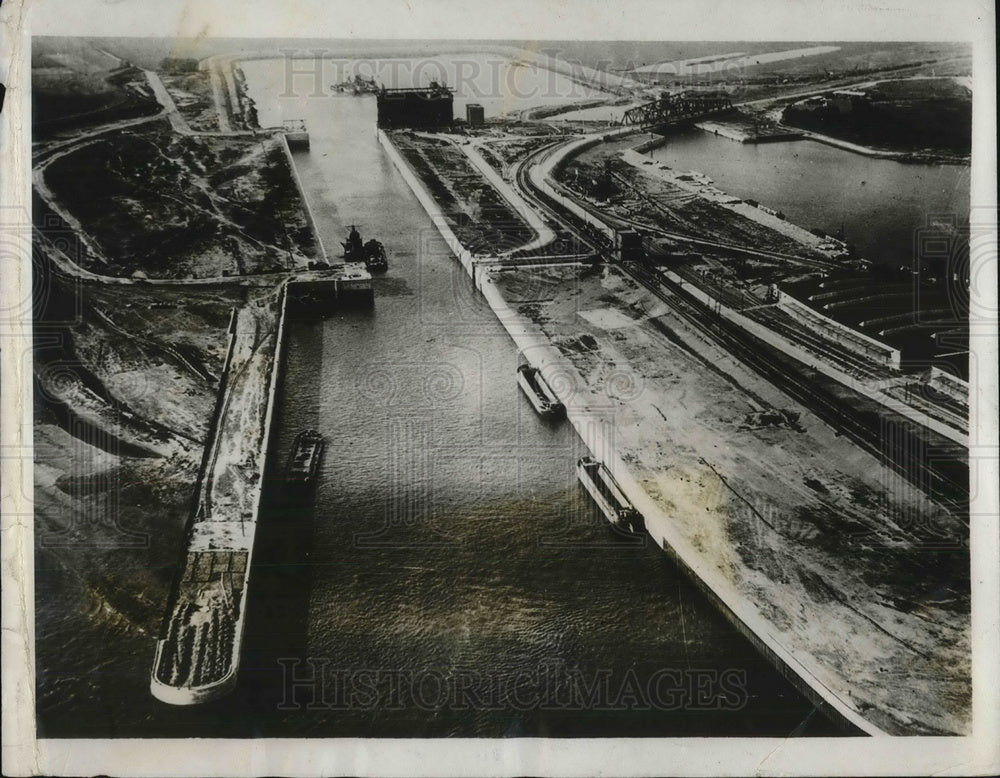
<box><xmin>648</xmin><ymin>127</ymin><xmax>970</xmax><ymax>269</ymax></box>
<box><xmin>232</xmin><ymin>55</ymin><xmax>843</xmax><ymax>736</ymax></box>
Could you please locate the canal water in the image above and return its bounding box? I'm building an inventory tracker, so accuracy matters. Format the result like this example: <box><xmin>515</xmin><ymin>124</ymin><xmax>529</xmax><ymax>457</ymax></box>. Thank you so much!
<box><xmin>232</xmin><ymin>56</ymin><xmax>842</xmax><ymax>737</ymax></box>
<box><xmin>647</xmin><ymin>127</ymin><xmax>970</xmax><ymax>269</ymax></box>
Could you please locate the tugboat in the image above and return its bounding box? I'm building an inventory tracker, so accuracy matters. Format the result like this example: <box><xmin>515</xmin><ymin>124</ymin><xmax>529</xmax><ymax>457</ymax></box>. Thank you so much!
<box><xmin>286</xmin><ymin>430</ymin><xmax>324</xmax><ymax>487</ymax></box>
<box><xmin>363</xmin><ymin>238</ymin><xmax>388</xmax><ymax>273</ymax></box>
<box><xmin>342</xmin><ymin>225</ymin><xmax>364</xmax><ymax>261</ymax></box>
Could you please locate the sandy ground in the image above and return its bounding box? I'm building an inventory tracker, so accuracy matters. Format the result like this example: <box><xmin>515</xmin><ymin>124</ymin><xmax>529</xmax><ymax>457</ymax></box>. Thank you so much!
<box><xmin>195</xmin><ymin>293</ymin><xmax>280</xmax><ymax>543</ymax></box>
<box><xmin>38</xmin><ymin>129</ymin><xmax>314</xmax><ymax>279</ymax></box>
<box><xmin>619</xmin><ymin>148</ymin><xmax>848</xmax><ymax>258</ymax></box>
<box><xmin>488</xmin><ymin>263</ymin><xmax>969</xmax><ymax>735</ymax></box>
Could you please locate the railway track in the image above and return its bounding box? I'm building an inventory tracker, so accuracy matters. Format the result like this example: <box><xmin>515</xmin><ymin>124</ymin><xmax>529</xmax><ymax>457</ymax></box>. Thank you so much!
<box><xmin>510</xmin><ymin>136</ymin><xmax>967</xmax><ymax>518</ymax></box>
<box><xmin>512</xmin><ymin>141</ymin><xmax>605</xmax><ymax>254</ymax></box>
<box><xmin>626</xmin><ymin>262</ymin><xmax>968</xmax><ymax>518</ymax></box>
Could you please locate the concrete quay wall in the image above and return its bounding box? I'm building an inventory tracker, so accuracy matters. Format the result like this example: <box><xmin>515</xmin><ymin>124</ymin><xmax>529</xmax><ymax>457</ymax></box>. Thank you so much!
<box><xmin>280</xmin><ymin>134</ymin><xmax>330</xmax><ymax>264</ymax></box>
<box><xmin>222</xmin><ymin>287</ymin><xmax>290</xmax><ymax>692</ymax></box>
<box><xmin>927</xmin><ymin>366</ymin><xmax>970</xmax><ymax>404</ymax></box>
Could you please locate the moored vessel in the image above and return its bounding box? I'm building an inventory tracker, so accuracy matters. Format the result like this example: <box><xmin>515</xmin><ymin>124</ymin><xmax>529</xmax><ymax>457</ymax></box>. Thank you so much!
<box><xmin>342</xmin><ymin>225</ymin><xmax>364</xmax><ymax>261</ymax></box>
<box><xmin>517</xmin><ymin>363</ymin><xmax>564</xmax><ymax>418</ymax></box>
<box><xmin>577</xmin><ymin>456</ymin><xmax>644</xmax><ymax>533</ymax></box>
<box><xmin>286</xmin><ymin>429</ymin><xmax>325</xmax><ymax>487</ymax></box>
<box><xmin>363</xmin><ymin>238</ymin><xmax>388</xmax><ymax>272</ymax></box>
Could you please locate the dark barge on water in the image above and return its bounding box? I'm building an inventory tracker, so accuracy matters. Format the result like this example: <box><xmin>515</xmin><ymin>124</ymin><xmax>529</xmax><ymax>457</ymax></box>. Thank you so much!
<box><xmin>517</xmin><ymin>363</ymin><xmax>564</xmax><ymax>418</ymax></box>
<box><xmin>286</xmin><ymin>430</ymin><xmax>325</xmax><ymax>487</ymax></box>
<box><xmin>577</xmin><ymin>456</ymin><xmax>645</xmax><ymax>534</ymax></box>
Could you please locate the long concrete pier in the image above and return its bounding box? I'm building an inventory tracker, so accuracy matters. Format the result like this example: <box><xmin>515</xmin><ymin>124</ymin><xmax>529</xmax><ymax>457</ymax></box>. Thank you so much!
<box><xmin>151</xmin><ymin>290</ymin><xmax>286</xmax><ymax>704</ymax></box>
<box><xmin>279</xmin><ymin>133</ymin><xmax>331</xmax><ymax>266</ymax></box>
<box><xmin>150</xmin><ymin>267</ymin><xmax>373</xmax><ymax>704</ymax></box>
<box><xmin>378</xmin><ymin>128</ymin><xmax>971</xmax><ymax>736</ymax></box>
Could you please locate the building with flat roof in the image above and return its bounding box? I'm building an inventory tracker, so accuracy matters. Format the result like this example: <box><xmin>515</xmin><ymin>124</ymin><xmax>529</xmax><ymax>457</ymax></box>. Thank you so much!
<box><xmin>376</xmin><ymin>82</ymin><xmax>454</xmax><ymax>129</ymax></box>
<box><xmin>466</xmin><ymin>103</ymin><xmax>485</xmax><ymax>127</ymax></box>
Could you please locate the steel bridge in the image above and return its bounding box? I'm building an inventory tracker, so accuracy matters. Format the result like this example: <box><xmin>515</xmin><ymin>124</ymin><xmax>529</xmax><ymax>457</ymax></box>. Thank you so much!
<box><xmin>620</xmin><ymin>91</ymin><xmax>734</xmax><ymax>128</ymax></box>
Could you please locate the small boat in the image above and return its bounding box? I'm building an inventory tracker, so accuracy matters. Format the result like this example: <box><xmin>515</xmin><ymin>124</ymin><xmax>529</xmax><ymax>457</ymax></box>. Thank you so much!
<box><xmin>363</xmin><ymin>239</ymin><xmax>388</xmax><ymax>273</ymax></box>
<box><xmin>516</xmin><ymin>364</ymin><xmax>564</xmax><ymax>418</ymax></box>
<box><xmin>286</xmin><ymin>430</ymin><xmax>324</xmax><ymax>487</ymax></box>
<box><xmin>576</xmin><ymin>456</ymin><xmax>644</xmax><ymax>533</ymax></box>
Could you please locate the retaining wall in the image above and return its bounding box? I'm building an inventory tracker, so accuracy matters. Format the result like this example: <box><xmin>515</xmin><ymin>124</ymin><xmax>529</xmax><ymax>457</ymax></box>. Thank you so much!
<box><xmin>927</xmin><ymin>366</ymin><xmax>969</xmax><ymax>404</ymax></box>
<box><xmin>280</xmin><ymin>135</ymin><xmax>330</xmax><ymax>264</ymax></box>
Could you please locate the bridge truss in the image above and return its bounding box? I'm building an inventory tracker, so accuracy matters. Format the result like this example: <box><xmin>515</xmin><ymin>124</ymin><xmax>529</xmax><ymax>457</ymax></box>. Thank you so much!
<box><xmin>620</xmin><ymin>92</ymin><xmax>734</xmax><ymax>128</ymax></box>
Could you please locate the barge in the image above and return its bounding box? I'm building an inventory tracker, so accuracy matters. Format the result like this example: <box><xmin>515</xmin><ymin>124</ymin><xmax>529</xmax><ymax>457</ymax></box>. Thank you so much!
<box><xmin>517</xmin><ymin>363</ymin><xmax>564</xmax><ymax>418</ymax></box>
<box><xmin>576</xmin><ymin>456</ymin><xmax>645</xmax><ymax>534</ymax></box>
<box><xmin>286</xmin><ymin>429</ymin><xmax>324</xmax><ymax>487</ymax></box>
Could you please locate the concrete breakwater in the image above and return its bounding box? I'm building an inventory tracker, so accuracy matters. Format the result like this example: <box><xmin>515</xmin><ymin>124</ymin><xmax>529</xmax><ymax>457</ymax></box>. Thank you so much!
<box><xmin>378</xmin><ymin>128</ymin><xmax>897</xmax><ymax>735</ymax></box>
<box><xmin>151</xmin><ymin>272</ymin><xmax>372</xmax><ymax>704</ymax></box>
<box><xmin>151</xmin><ymin>289</ymin><xmax>287</xmax><ymax>704</ymax></box>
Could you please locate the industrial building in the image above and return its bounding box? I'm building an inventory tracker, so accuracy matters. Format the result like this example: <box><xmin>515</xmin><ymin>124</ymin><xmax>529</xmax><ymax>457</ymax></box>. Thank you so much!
<box><xmin>376</xmin><ymin>82</ymin><xmax>454</xmax><ymax>129</ymax></box>
<box><xmin>466</xmin><ymin>103</ymin><xmax>485</xmax><ymax>127</ymax></box>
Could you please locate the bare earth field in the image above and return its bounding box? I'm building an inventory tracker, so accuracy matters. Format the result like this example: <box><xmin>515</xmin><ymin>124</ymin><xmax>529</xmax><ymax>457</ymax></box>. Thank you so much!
<box><xmin>39</xmin><ymin>125</ymin><xmax>315</xmax><ymax>278</ymax></box>
<box><xmin>33</xmin><ymin>282</ymin><xmax>242</xmax><ymax>727</ymax></box>
<box><xmin>160</xmin><ymin>70</ymin><xmax>222</xmax><ymax>132</ymax></box>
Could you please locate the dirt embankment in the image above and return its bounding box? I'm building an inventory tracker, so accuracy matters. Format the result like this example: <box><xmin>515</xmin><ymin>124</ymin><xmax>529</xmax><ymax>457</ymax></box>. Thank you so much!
<box><xmin>41</xmin><ymin>127</ymin><xmax>316</xmax><ymax>279</ymax></box>
<box><xmin>32</xmin><ymin>40</ymin><xmax>162</xmax><ymax>138</ymax></box>
<box><xmin>33</xmin><ymin>279</ymin><xmax>241</xmax><ymax>718</ymax></box>
<box><xmin>160</xmin><ymin>70</ymin><xmax>221</xmax><ymax>132</ymax></box>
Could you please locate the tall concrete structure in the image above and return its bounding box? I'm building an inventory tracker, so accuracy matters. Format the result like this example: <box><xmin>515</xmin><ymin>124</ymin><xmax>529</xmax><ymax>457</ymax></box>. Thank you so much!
<box><xmin>466</xmin><ymin>103</ymin><xmax>485</xmax><ymax>127</ymax></box>
<box><xmin>376</xmin><ymin>82</ymin><xmax>454</xmax><ymax>129</ymax></box>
